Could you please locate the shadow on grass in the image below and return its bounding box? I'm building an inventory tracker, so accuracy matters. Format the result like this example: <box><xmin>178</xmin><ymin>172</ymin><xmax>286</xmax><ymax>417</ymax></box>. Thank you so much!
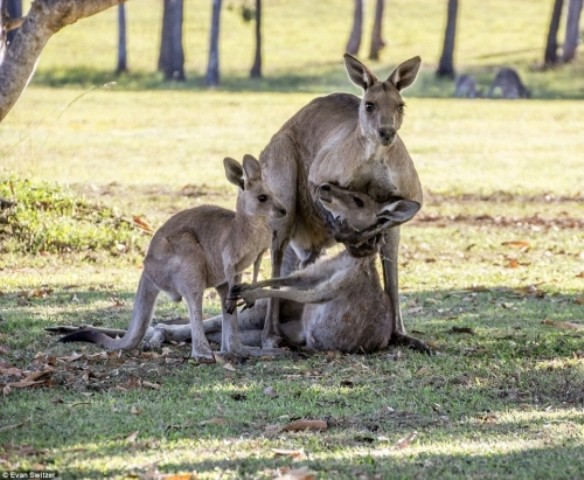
<box><xmin>30</xmin><ymin>64</ymin><xmax>584</xmax><ymax>99</ymax></box>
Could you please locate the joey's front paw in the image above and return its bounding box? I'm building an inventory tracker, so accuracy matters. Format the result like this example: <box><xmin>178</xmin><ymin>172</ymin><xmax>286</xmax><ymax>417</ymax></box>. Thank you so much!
<box><xmin>224</xmin><ymin>297</ymin><xmax>239</xmax><ymax>315</ymax></box>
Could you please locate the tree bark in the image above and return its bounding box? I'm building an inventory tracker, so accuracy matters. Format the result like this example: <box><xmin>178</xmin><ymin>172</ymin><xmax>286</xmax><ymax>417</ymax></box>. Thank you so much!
<box><xmin>205</xmin><ymin>0</ymin><xmax>222</xmax><ymax>86</ymax></box>
<box><xmin>0</xmin><ymin>0</ymin><xmax>122</xmax><ymax>123</ymax></box>
<box><xmin>250</xmin><ymin>0</ymin><xmax>261</xmax><ymax>78</ymax></box>
<box><xmin>158</xmin><ymin>0</ymin><xmax>185</xmax><ymax>81</ymax></box>
<box><xmin>561</xmin><ymin>0</ymin><xmax>583</xmax><ymax>62</ymax></box>
<box><xmin>345</xmin><ymin>0</ymin><xmax>363</xmax><ymax>56</ymax></box>
<box><xmin>369</xmin><ymin>0</ymin><xmax>386</xmax><ymax>60</ymax></box>
<box><xmin>115</xmin><ymin>2</ymin><xmax>127</xmax><ymax>74</ymax></box>
<box><xmin>436</xmin><ymin>0</ymin><xmax>458</xmax><ymax>78</ymax></box>
<box><xmin>544</xmin><ymin>0</ymin><xmax>564</xmax><ymax>66</ymax></box>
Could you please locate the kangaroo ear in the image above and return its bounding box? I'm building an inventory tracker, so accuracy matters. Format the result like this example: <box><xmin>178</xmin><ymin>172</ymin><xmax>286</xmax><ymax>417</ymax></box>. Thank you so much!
<box><xmin>344</xmin><ymin>53</ymin><xmax>378</xmax><ymax>90</ymax></box>
<box><xmin>242</xmin><ymin>154</ymin><xmax>262</xmax><ymax>183</ymax></box>
<box><xmin>224</xmin><ymin>157</ymin><xmax>244</xmax><ymax>189</ymax></box>
<box><xmin>377</xmin><ymin>199</ymin><xmax>421</xmax><ymax>228</ymax></box>
<box><xmin>387</xmin><ymin>56</ymin><xmax>421</xmax><ymax>91</ymax></box>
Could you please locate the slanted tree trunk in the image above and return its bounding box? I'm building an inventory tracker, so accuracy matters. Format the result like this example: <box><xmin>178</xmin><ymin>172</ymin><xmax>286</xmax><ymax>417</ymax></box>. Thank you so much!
<box><xmin>369</xmin><ymin>0</ymin><xmax>386</xmax><ymax>60</ymax></box>
<box><xmin>0</xmin><ymin>0</ymin><xmax>122</xmax><ymax>123</ymax></box>
<box><xmin>561</xmin><ymin>0</ymin><xmax>583</xmax><ymax>62</ymax></box>
<box><xmin>250</xmin><ymin>0</ymin><xmax>261</xmax><ymax>78</ymax></box>
<box><xmin>436</xmin><ymin>0</ymin><xmax>458</xmax><ymax>78</ymax></box>
<box><xmin>158</xmin><ymin>0</ymin><xmax>185</xmax><ymax>81</ymax></box>
<box><xmin>544</xmin><ymin>0</ymin><xmax>564</xmax><ymax>66</ymax></box>
<box><xmin>205</xmin><ymin>0</ymin><xmax>222</xmax><ymax>86</ymax></box>
<box><xmin>345</xmin><ymin>0</ymin><xmax>363</xmax><ymax>56</ymax></box>
<box><xmin>6</xmin><ymin>0</ymin><xmax>21</xmax><ymax>44</ymax></box>
<box><xmin>115</xmin><ymin>2</ymin><xmax>127</xmax><ymax>74</ymax></box>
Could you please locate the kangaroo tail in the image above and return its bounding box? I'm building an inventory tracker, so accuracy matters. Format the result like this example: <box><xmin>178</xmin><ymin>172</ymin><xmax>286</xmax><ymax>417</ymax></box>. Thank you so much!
<box><xmin>59</xmin><ymin>273</ymin><xmax>159</xmax><ymax>350</ymax></box>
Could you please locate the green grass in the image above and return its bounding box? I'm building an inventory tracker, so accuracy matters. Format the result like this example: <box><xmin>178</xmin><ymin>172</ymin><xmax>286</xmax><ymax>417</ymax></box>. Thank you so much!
<box><xmin>1</xmin><ymin>0</ymin><xmax>584</xmax><ymax>478</ymax></box>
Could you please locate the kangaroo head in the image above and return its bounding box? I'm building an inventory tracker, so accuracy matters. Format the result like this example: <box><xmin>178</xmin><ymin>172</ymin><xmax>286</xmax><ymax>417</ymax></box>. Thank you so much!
<box><xmin>344</xmin><ymin>54</ymin><xmax>421</xmax><ymax>148</ymax></box>
<box><xmin>224</xmin><ymin>154</ymin><xmax>287</xmax><ymax>219</ymax></box>
<box><xmin>318</xmin><ymin>183</ymin><xmax>420</xmax><ymax>255</ymax></box>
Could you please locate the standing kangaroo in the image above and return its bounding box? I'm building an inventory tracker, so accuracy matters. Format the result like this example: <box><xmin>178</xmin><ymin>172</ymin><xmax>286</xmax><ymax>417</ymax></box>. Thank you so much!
<box><xmin>60</xmin><ymin>155</ymin><xmax>287</xmax><ymax>361</ymax></box>
<box><xmin>259</xmin><ymin>53</ymin><xmax>423</xmax><ymax>349</ymax></box>
<box><xmin>228</xmin><ymin>183</ymin><xmax>422</xmax><ymax>353</ymax></box>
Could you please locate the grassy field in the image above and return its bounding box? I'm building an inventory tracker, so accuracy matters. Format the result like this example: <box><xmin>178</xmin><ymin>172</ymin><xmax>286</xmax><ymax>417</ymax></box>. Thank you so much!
<box><xmin>1</xmin><ymin>0</ymin><xmax>584</xmax><ymax>478</ymax></box>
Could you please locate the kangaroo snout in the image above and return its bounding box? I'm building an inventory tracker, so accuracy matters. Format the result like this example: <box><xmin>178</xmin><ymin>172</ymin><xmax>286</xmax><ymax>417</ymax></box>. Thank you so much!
<box><xmin>378</xmin><ymin>126</ymin><xmax>396</xmax><ymax>146</ymax></box>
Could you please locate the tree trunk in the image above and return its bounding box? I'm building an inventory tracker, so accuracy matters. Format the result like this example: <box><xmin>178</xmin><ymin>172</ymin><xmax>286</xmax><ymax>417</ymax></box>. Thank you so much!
<box><xmin>250</xmin><ymin>0</ymin><xmax>261</xmax><ymax>78</ymax></box>
<box><xmin>544</xmin><ymin>0</ymin><xmax>564</xmax><ymax>66</ymax></box>
<box><xmin>436</xmin><ymin>0</ymin><xmax>458</xmax><ymax>78</ymax></box>
<box><xmin>561</xmin><ymin>0</ymin><xmax>583</xmax><ymax>62</ymax></box>
<box><xmin>345</xmin><ymin>0</ymin><xmax>363</xmax><ymax>56</ymax></box>
<box><xmin>6</xmin><ymin>0</ymin><xmax>21</xmax><ymax>44</ymax></box>
<box><xmin>158</xmin><ymin>0</ymin><xmax>185</xmax><ymax>81</ymax></box>
<box><xmin>205</xmin><ymin>0</ymin><xmax>222</xmax><ymax>86</ymax></box>
<box><xmin>369</xmin><ymin>0</ymin><xmax>386</xmax><ymax>60</ymax></box>
<box><xmin>1</xmin><ymin>0</ymin><xmax>7</xmax><ymax>64</ymax></box>
<box><xmin>115</xmin><ymin>2</ymin><xmax>127</xmax><ymax>74</ymax></box>
<box><xmin>0</xmin><ymin>0</ymin><xmax>122</xmax><ymax>123</ymax></box>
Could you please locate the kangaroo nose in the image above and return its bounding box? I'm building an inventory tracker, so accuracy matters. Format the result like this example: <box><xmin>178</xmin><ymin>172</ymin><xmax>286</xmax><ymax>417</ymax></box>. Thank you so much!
<box><xmin>378</xmin><ymin>127</ymin><xmax>396</xmax><ymax>145</ymax></box>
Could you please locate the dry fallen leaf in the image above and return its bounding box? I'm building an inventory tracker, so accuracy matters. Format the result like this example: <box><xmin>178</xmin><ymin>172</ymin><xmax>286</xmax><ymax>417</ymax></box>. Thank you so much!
<box><xmin>282</xmin><ymin>419</ymin><xmax>327</xmax><ymax>433</ymax></box>
<box><xmin>133</xmin><ymin>215</ymin><xmax>154</xmax><ymax>233</ymax></box>
<box><xmin>58</xmin><ymin>352</ymin><xmax>84</xmax><ymax>363</ymax></box>
<box><xmin>505</xmin><ymin>258</ymin><xmax>520</xmax><ymax>269</ymax></box>
<box><xmin>393</xmin><ymin>430</ymin><xmax>418</xmax><ymax>450</ymax></box>
<box><xmin>125</xmin><ymin>430</ymin><xmax>139</xmax><ymax>443</ymax></box>
<box><xmin>272</xmin><ymin>448</ymin><xmax>306</xmax><ymax>460</ymax></box>
<box><xmin>542</xmin><ymin>320</ymin><xmax>584</xmax><ymax>330</ymax></box>
<box><xmin>222</xmin><ymin>362</ymin><xmax>236</xmax><ymax>372</ymax></box>
<box><xmin>142</xmin><ymin>381</ymin><xmax>161</xmax><ymax>390</ymax></box>
<box><xmin>275</xmin><ymin>466</ymin><xmax>316</xmax><ymax>480</ymax></box>
<box><xmin>501</xmin><ymin>240</ymin><xmax>531</xmax><ymax>249</ymax></box>
<box><xmin>0</xmin><ymin>366</ymin><xmax>23</xmax><ymax>378</ymax></box>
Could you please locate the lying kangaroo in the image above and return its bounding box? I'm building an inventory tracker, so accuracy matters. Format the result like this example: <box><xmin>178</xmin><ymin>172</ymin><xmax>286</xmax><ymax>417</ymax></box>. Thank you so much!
<box><xmin>229</xmin><ymin>183</ymin><xmax>422</xmax><ymax>353</ymax></box>
<box><xmin>60</xmin><ymin>155</ymin><xmax>287</xmax><ymax>361</ymax></box>
<box><xmin>258</xmin><ymin>53</ymin><xmax>423</xmax><ymax>349</ymax></box>
<box><xmin>454</xmin><ymin>74</ymin><xmax>481</xmax><ymax>98</ymax></box>
<box><xmin>86</xmin><ymin>183</ymin><xmax>424</xmax><ymax>353</ymax></box>
<box><xmin>487</xmin><ymin>68</ymin><xmax>531</xmax><ymax>99</ymax></box>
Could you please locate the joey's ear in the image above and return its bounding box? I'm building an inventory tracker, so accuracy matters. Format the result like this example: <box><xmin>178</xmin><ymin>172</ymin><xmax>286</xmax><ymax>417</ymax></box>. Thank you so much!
<box><xmin>377</xmin><ymin>199</ymin><xmax>421</xmax><ymax>227</ymax></box>
<box><xmin>223</xmin><ymin>157</ymin><xmax>244</xmax><ymax>189</ymax></box>
<box><xmin>344</xmin><ymin>53</ymin><xmax>378</xmax><ymax>90</ymax></box>
<box><xmin>241</xmin><ymin>154</ymin><xmax>262</xmax><ymax>183</ymax></box>
<box><xmin>387</xmin><ymin>56</ymin><xmax>421</xmax><ymax>91</ymax></box>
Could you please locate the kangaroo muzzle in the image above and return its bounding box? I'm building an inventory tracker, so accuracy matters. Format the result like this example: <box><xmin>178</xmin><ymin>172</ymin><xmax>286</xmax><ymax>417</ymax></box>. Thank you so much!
<box><xmin>378</xmin><ymin>126</ymin><xmax>396</xmax><ymax>146</ymax></box>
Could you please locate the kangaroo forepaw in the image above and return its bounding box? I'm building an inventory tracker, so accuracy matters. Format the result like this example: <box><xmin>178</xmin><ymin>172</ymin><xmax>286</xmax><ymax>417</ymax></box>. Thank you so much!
<box><xmin>392</xmin><ymin>332</ymin><xmax>433</xmax><ymax>355</ymax></box>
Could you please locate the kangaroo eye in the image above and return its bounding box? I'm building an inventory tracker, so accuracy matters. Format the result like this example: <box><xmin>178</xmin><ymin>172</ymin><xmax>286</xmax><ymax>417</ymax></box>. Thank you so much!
<box><xmin>397</xmin><ymin>104</ymin><xmax>405</xmax><ymax>114</ymax></box>
<box><xmin>353</xmin><ymin>196</ymin><xmax>365</xmax><ymax>208</ymax></box>
<box><xmin>364</xmin><ymin>102</ymin><xmax>375</xmax><ymax>113</ymax></box>
<box><xmin>257</xmin><ymin>194</ymin><xmax>268</xmax><ymax>203</ymax></box>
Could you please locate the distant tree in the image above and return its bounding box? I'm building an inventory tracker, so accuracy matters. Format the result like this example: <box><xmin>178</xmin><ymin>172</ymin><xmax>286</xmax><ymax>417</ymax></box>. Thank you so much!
<box><xmin>250</xmin><ymin>0</ymin><xmax>262</xmax><ymax>78</ymax></box>
<box><xmin>115</xmin><ymin>2</ymin><xmax>127</xmax><ymax>75</ymax></box>
<box><xmin>345</xmin><ymin>0</ymin><xmax>363</xmax><ymax>56</ymax></box>
<box><xmin>436</xmin><ymin>0</ymin><xmax>458</xmax><ymax>78</ymax></box>
<box><xmin>561</xmin><ymin>0</ymin><xmax>583</xmax><ymax>62</ymax></box>
<box><xmin>5</xmin><ymin>0</ymin><xmax>21</xmax><ymax>44</ymax></box>
<box><xmin>368</xmin><ymin>0</ymin><xmax>386</xmax><ymax>60</ymax></box>
<box><xmin>544</xmin><ymin>0</ymin><xmax>564</xmax><ymax>66</ymax></box>
<box><xmin>206</xmin><ymin>0</ymin><xmax>222</xmax><ymax>86</ymax></box>
<box><xmin>0</xmin><ymin>0</ymin><xmax>122</xmax><ymax>122</ymax></box>
<box><xmin>158</xmin><ymin>0</ymin><xmax>185</xmax><ymax>81</ymax></box>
